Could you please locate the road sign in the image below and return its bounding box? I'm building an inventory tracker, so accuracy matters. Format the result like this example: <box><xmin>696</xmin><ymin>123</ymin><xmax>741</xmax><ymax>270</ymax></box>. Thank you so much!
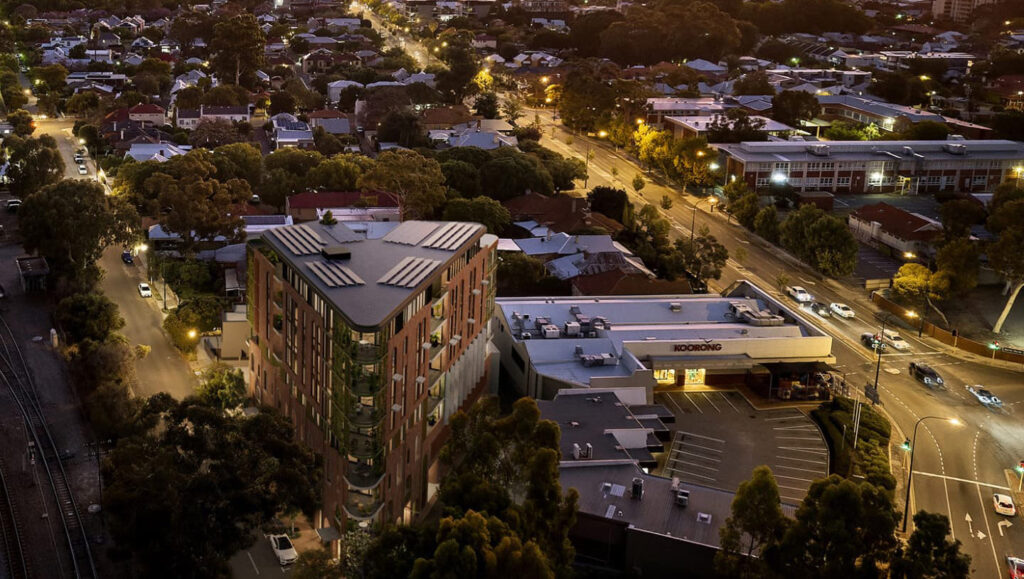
<box><xmin>1003</xmin><ymin>347</ymin><xmax>1024</xmax><ymax>356</ymax></box>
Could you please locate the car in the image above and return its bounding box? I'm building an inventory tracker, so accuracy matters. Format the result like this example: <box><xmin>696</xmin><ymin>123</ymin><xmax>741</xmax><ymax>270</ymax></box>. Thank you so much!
<box><xmin>908</xmin><ymin>361</ymin><xmax>944</xmax><ymax>386</ymax></box>
<box><xmin>830</xmin><ymin>303</ymin><xmax>855</xmax><ymax>318</ymax></box>
<box><xmin>967</xmin><ymin>385</ymin><xmax>1002</xmax><ymax>407</ymax></box>
<box><xmin>1008</xmin><ymin>555</ymin><xmax>1024</xmax><ymax>579</ymax></box>
<box><xmin>5</xmin><ymin>199</ymin><xmax>21</xmax><ymax>212</ymax></box>
<box><xmin>860</xmin><ymin>332</ymin><xmax>886</xmax><ymax>352</ymax></box>
<box><xmin>249</xmin><ymin>194</ymin><xmax>261</xmax><ymax>205</ymax></box>
<box><xmin>121</xmin><ymin>250</ymin><xmax>134</xmax><ymax>265</ymax></box>
<box><xmin>138</xmin><ymin>282</ymin><xmax>152</xmax><ymax>298</ymax></box>
<box><xmin>787</xmin><ymin>285</ymin><xmax>814</xmax><ymax>303</ymax></box>
<box><xmin>78</xmin><ymin>165</ymin><xmax>87</xmax><ymax>175</ymax></box>
<box><xmin>268</xmin><ymin>534</ymin><xmax>298</xmax><ymax>566</ymax></box>
<box><xmin>881</xmin><ymin>329</ymin><xmax>910</xmax><ymax>351</ymax></box>
<box><xmin>994</xmin><ymin>493</ymin><xmax>1016</xmax><ymax>517</ymax></box>
<box><xmin>809</xmin><ymin>302</ymin><xmax>830</xmax><ymax>317</ymax></box>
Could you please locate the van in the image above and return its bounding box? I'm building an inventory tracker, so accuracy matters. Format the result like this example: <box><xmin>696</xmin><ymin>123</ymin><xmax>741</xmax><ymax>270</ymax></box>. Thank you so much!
<box><xmin>882</xmin><ymin>329</ymin><xmax>909</xmax><ymax>351</ymax></box>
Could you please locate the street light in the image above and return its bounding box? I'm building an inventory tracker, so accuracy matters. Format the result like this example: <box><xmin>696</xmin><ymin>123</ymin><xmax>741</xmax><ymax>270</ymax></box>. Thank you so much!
<box><xmin>690</xmin><ymin>196</ymin><xmax>719</xmax><ymax>244</ymax></box>
<box><xmin>904</xmin><ymin>251</ymin><xmax>916</xmax><ymax>260</ymax></box>
<box><xmin>902</xmin><ymin>416</ymin><xmax>961</xmax><ymax>532</ymax></box>
<box><xmin>905</xmin><ymin>309</ymin><xmax>923</xmax><ymax>337</ymax></box>
<box><xmin>598</xmin><ymin>130</ymin><xmax>608</xmax><ymax>138</ymax></box>
<box><xmin>188</xmin><ymin>329</ymin><xmax>198</xmax><ymax>340</ymax></box>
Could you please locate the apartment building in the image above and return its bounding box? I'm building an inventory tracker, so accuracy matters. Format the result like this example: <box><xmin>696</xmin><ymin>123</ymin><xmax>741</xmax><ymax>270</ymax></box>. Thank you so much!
<box><xmin>248</xmin><ymin>220</ymin><xmax>496</xmax><ymax>545</ymax></box>
<box><xmin>932</xmin><ymin>0</ymin><xmax>999</xmax><ymax>24</ymax></box>
<box><xmin>716</xmin><ymin>139</ymin><xmax>1024</xmax><ymax>195</ymax></box>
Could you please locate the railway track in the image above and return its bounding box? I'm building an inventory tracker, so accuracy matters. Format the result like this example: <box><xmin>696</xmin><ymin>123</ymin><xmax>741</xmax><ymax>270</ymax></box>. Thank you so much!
<box><xmin>0</xmin><ymin>314</ymin><xmax>96</xmax><ymax>579</ymax></box>
<box><xmin>0</xmin><ymin>456</ymin><xmax>28</xmax><ymax>579</ymax></box>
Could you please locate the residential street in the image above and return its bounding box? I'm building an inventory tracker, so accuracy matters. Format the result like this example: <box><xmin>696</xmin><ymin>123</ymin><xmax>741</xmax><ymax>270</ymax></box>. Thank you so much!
<box><xmin>528</xmin><ymin>107</ymin><xmax>1024</xmax><ymax>577</ymax></box>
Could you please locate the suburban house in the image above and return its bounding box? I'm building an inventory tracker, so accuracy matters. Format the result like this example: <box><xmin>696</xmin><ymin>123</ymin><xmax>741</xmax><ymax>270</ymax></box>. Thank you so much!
<box><xmin>848</xmin><ymin>202</ymin><xmax>943</xmax><ymax>259</ymax></box>
<box><xmin>285</xmin><ymin>191</ymin><xmax>402</xmax><ymax>222</ymax></box>
<box><xmin>307</xmin><ymin>109</ymin><xmax>354</xmax><ymax>135</ymax></box>
<box><xmin>175</xmin><ymin>105</ymin><xmax>252</xmax><ymax>130</ymax></box>
<box><xmin>504</xmin><ymin>192</ymin><xmax>624</xmax><ymax>235</ymax></box>
<box><xmin>268</xmin><ymin>113</ymin><xmax>315</xmax><ymax>149</ymax></box>
<box><xmin>126</xmin><ymin>142</ymin><xmax>191</xmax><ymax>162</ymax></box>
<box><xmin>128</xmin><ymin>103</ymin><xmax>167</xmax><ymax>126</ymax></box>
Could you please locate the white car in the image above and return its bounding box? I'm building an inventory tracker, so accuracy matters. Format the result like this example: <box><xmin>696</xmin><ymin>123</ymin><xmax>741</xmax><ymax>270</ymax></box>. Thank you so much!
<box><xmin>967</xmin><ymin>385</ymin><xmax>1003</xmax><ymax>408</ymax></box>
<box><xmin>787</xmin><ymin>285</ymin><xmax>814</xmax><ymax>303</ymax></box>
<box><xmin>994</xmin><ymin>493</ymin><xmax>1016</xmax><ymax>517</ymax></box>
<box><xmin>882</xmin><ymin>329</ymin><xmax>910</xmax><ymax>351</ymax></box>
<box><xmin>138</xmin><ymin>282</ymin><xmax>152</xmax><ymax>298</ymax></box>
<box><xmin>78</xmin><ymin>165</ymin><xmax>88</xmax><ymax>175</ymax></box>
<box><xmin>268</xmin><ymin>534</ymin><xmax>298</xmax><ymax>566</ymax></box>
<box><xmin>829</xmin><ymin>303</ymin><xmax>855</xmax><ymax>319</ymax></box>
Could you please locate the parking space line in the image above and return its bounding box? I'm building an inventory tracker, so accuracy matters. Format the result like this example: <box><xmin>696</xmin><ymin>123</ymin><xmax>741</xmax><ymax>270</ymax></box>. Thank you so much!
<box><xmin>680</xmin><ymin>442</ymin><xmax>723</xmax><ymax>453</ymax></box>
<box><xmin>669</xmin><ymin>457</ymin><xmax>719</xmax><ymax>471</ymax></box>
<box><xmin>775</xmin><ymin>436</ymin><xmax>824</xmax><ymax>441</ymax></box>
<box><xmin>676</xmin><ymin>431</ymin><xmax>726</xmax><ymax>443</ymax></box>
<box><xmin>668</xmin><ymin>469</ymin><xmax>716</xmax><ymax>481</ymax></box>
<box><xmin>660</xmin><ymin>393</ymin><xmax>688</xmax><ymax>417</ymax></box>
<box><xmin>671</xmin><ymin>449</ymin><xmax>722</xmax><ymax>462</ymax></box>
<box><xmin>683</xmin><ymin>393</ymin><xmax>704</xmax><ymax>414</ymax></box>
<box><xmin>778</xmin><ymin>484</ymin><xmax>809</xmax><ymax>492</ymax></box>
<box><xmin>775</xmin><ymin>474</ymin><xmax>816</xmax><ymax>483</ymax></box>
<box><xmin>777</xmin><ymin>455</ymin><xmax>827</xmax><ymax>464</ymax></box>
<box><xmin>247</xmin><ymin>552</ymin><xmax>261</xmax><ymax>575</ymax></box>
<box><xmin>773</xmin><ymin>425</ymin><xmax>818</xmax><ymax>431</ymax></box>
<box><xmin>764</xmin><ymin>415</ymin><xmax>805</xmax><ymax>421</ymax></box>
<box><xmin>774</xmin><ymin>464</ymin><xmax>826</xmax><ymax>475</ymax></box>
<box><xmin>719</xmin><ymin>392</ymin><xmax>740</xmax><ymax>412</ymax></box>
<box><xmin>778</xmin><ymin>447</ymin><xmax>827</xmax><ymax>453</ymax></box>
<box><xmin>702</xmin><ymin>393</ymin><xmax>721</xmax><ymax>412</ymax></box>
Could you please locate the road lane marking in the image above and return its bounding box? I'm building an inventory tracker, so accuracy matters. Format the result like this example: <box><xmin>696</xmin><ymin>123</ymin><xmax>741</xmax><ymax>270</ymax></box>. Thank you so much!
<box><xmin>975</xmin><ymin>482</ymin><xmax>1001</xmax><ymax>572</ymax></box>
<box><xmin>660</xmin><ymin>393</ymin><xmax>687</xmax><ymax>417</ymax></box>
<box><xmin>247</xmin><ymin>552</ymin><xmax>260</xmax><ymax>575</ymax></box>
<box><xmin>911</xmin><ymin>471</ymin><xmax>1009</xmax><ymax>490</ymax></box>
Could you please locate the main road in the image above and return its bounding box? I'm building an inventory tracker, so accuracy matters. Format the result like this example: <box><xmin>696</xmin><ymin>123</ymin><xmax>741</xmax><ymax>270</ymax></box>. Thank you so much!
<box><xmin>529</xmin><ymin>107</ymin><xmax>1024</xmax><ymax>577</ymax></box>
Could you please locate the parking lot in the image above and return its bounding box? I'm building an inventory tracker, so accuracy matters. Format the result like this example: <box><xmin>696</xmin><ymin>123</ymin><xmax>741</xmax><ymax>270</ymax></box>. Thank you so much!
<box><xmin>653</xmin><ymin>390</ymin><xmax>830</xmax><ymax>505</ymax></box>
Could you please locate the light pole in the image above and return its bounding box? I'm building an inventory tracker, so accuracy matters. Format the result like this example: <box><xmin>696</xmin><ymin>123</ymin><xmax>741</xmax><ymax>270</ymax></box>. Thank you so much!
<box><xmin>902</xmin><ymin>416</ymin><xmax>961</xmax><ymax>532</ymax></box>
<box><xmin>690</xmin><ymin>196</ymin><xmax>719</xmax><ymax>245</ymax></box>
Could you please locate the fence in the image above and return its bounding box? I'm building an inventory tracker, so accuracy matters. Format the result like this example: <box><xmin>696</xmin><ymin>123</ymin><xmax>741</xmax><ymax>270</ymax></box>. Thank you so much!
<box><xmin>871</xmin><ymin>292</ymin><xmax>1024</xmax><ymax>365</ymax></box>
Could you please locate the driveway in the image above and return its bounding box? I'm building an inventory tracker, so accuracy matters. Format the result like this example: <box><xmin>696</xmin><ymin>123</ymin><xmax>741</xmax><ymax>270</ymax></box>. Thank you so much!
<box><xmin>99</xmin><ymin>246</ymin><xmax>197</xmax><ymax>399</ymax></box>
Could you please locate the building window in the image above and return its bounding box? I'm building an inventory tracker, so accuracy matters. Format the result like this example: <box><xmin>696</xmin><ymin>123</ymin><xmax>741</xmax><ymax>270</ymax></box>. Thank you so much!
<box><xmin>654</xmin><ymin>369</ymin><xmax>676</xmax><ymax>386</ymax></box>
<box><xmin>837</xmin><ymin>177</ymin><xmax>851</xmax><ymax>186</ymax></box>
<box><xmin>684</xmin><ymin>369</ymin><xmax>706</xmax><ymax>386</ymax></box>
<box><xmin>820</xmin><ymin>177</ymin><xmax>833</xmax><ymax>186</ymax></box>
<box><xmin>756</xmin><ymin>177</ymin><xmax>769</xmax><ymax>187</ymax></box>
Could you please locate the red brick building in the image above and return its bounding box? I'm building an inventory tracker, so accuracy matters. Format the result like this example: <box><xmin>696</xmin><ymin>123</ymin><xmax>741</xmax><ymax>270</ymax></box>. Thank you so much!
<box><xmin>248</xmin><ymin>220</ymin><xmax>496</xmax><ymax>548</ymax></box>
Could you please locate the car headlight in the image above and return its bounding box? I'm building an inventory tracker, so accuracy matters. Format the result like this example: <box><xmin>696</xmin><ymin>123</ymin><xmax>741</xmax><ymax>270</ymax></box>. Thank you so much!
<box><xmin>924</xmin><ymin>378</ymin><xmax>931</xmax><ymax>384</ymax></box>
<box><xmin>936</xmin><ymin>378</ymin><xmax>943</xmax><ymax>384</ymax></box>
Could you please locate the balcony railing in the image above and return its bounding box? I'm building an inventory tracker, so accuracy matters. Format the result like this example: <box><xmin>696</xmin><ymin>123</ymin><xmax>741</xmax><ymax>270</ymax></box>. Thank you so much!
<box><xmin>348</xmin><ymin>404</ymin><xmax>384</xmax><ymax>427</ymax></box>
<box><xmin>344</xmin><ymin>461</ymin><xmax>385</xmax><ymax>490</ymax></box>
<box><xmin>350</xmin><ymin>373</ymin><xmax>383</xmax><ymax>397</ymax></box>
<box><xmin>347</xmin><ymin>430</ymin><xmax>382</xmax><ymax>459</ymax></box>
<box><xmin>343</xmin><ymin>489</ymin><xmax>384</xmax><ymax>521</ymax></box>
<box><xmin>353</xmin><ymin>340</ymin><xmax>385</xmax><ymax>363</ymax></box>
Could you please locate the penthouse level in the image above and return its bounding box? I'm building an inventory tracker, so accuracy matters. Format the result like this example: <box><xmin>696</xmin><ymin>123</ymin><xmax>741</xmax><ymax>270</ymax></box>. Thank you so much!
<box><xmin>715</xmin><ymin>139</ymin><xmax>1024</xmax><ymax>195</ymax></box>
<box><xmin>492</xmin><ymin>281</ymin><xmax>834</xmax><ymax>401</ymax></box>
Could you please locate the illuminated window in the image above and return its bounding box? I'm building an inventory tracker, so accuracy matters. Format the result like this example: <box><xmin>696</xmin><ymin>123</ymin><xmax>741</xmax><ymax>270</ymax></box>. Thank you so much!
<box><xmin>654</xmin><ymin>369</ymin><xmax>676</xmax><ymax>385</ymax></box>
<box><xmin>684</xmin><ymin>369</ymin><xmax>706</xmax><ymax>386</ymax></box>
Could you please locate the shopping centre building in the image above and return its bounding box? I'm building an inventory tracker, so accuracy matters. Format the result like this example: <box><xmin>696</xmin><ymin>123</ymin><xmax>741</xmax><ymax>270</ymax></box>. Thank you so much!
<box><xmin>493</xmin><ymin>281</ymin><xmax>835</xmax><ymax>401</ymax></box>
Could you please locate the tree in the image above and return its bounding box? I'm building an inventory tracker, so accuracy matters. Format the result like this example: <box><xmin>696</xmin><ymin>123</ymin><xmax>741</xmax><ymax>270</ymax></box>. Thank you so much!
<box><xmin>19</xmin><ymin>180</ymin><xmax>135</xmax><ymax>291</ymax></box>
<box><xmin>442</xmin><ymin>197</ymin><xmax>511</xmax><ymax>234</ymax></box>
<box><xmin>210</xmin><ymin>14</ymin><xmax>265</xmax><ymax>87</ymax></box>
<box><xmin>103</xmin><ymin>398</ymin><xmax>322</xmax><ymax>578</ymax></box>
<box><xmin>891</xmin><ymin>511</ymin><xmax>971</xmax><ymax>579</ymax></box>
<box><xmin>753</xmin><ymin>205</ymin><xmax>780</xmax><ymax>242</ymax></box>
<box><xmin>196</xmin><ymin>366</ymin><xmax>246</xmax><ymax>410</ymax></box>
<box><xmin>440</xmin><ymin>160</ymin><xmax>481</xmax><ymax>197</ymax></box>
<box><xmin>478</xmin><ymin>151</ymin><xmax>554</xmax><ymax>201</ymax></box>
<box><xmin>4</xmin><ymin>134</ymin><xmax>65</xmax><ymax>197</ymax></box>
<box><xmin>733</xmin><ymin>71</ymin><xmax>775</xmax><ymax>95</ymax></box>
<box><xmin>158</xmin><ymin>175</ymin><xmax>251</xmax><ymax>253</ymax></box>
<box><xmin>55</xmin><ymin>292</ymin><xmax>125</xmax><ymax>344</ymax></box>
<box><xmin>779</xmin><ymin>205</ymin><xmax>858</xmax><ymax>277</ymax></box>
<box><xmin>435</xmin><ymin>46</ymin><xmax>480</xmax><ymax>103</ymax></box>
<box><xmin>676</xmin><ymin>226</ymin><xmax>729</xmax><ymax>283</ymax></box>
<box><xmin>988</xmin><ymin>227</ymin><xmax>1024</xmax><ymax>333</ymax></box>
<box><xmin>473</xmin><ymin>92</ymin><xmax>499</xmax><ymax>119</ymax></box>
<box><xmin>358</xmin><ymin>150</ymin><xmax>446</xmax><ymax>220</ymax></box>
<box><xmin>175</xmin><ymin>86</ymin><xmax>204</xmax><ymax>110</ymax></box>
<box><xmin>212</xmin><ymin>143</ymin><xmax>263</xmax><ymax>187</ymax></box>
<box><xmin>707</xmin><ymin>110</ymin><xmax>769</xmax><ymax>143</ymax></box>
<box><xmin>376</xmin><ymin>109</ymin><xmax>428</xmax><ymax>148</ymax></box>
<box><xmin>899</xmin><ymin>120</ymin><xmax>950</xmax><ymax>141</ymax></box>
<box><xmin>938</xmin><ymin>199</ymin><xmax>985</xmax><ymax>239</ymax></box>
<box><xmin>716</xmin><ymin>466</ymin><xmax>788</xmax><ymax>577</ymax></box>
<box><xmin>892</xmin><ymin>263</ymin><xmax>950</xmax><ymax>325</ymax></box>
<box><xmin>269</xmin><ymin>91</ymin><xmax>297</xmax><ymax>116</ymax></box>
<box><xmin>731</xmin><ymin>192</ymin><xmax>761</xmax><ymax>229</ymax></box>
<box><xmin>660</xmin><ymin>195</ymin><xmax>674</xmax><ymax>210</ymax></box>
<box><xmin>307</xmin><ymin>156</ymin><xmax>366</xmax><ymax>192</ymax></box>
<box><xmin>986</xmin><ymin>198</ymin><xmax>1024</xmax><ymax>235</ymax></box>
<box><xmin>189</xmin><ymin>118</ymin><xmax>244</xmax><ymax>149</ymax></box>
<box><xmin>934</xmin><ymin>237</ymin><xmax>980</xmax><ymax>298</ymax></box>
<box><xmin>501</xmin><ymin>96</ymin><xmax>524</xmax><ymax>125</ymax></box>
<box><xmin>771</xmin><ymin>90</ymin><xmax>820</xmax><ymax>127</ymax></box>
<box><xmin>294</xmin><ymin>549</ymin><xmax>343</xmax><ymax>579</ymax></box>
<box><xmin>32</xmin><ymin>63</ymin><xmax>67</xmax><ymax>91</ymax></box>
<box><xmin>7</xmin><ymin>108</ymin><xmax>34</xmax><ymax>136</ymax></box>
<box><xmin>66</xmin><ymin>92</ymin><xmax>100</xmax><ymax>116</ymax></box>
<box><xmin>632</xmin><ymin>174</ymin><xmax>646</xmax><ymax>195</ymax></box>
<box><xmin>770</xmin><ymin>476</ymin><xmax>899</xmax><ymax>577</ymax></box>
<box><xmin>588</xmin><ymin>186</ymin><xmax>631</xmax><ymax>224</ymax></box>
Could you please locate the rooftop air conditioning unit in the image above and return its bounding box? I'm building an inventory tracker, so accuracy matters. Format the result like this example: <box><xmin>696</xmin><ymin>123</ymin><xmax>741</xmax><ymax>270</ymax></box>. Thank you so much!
<box><xmin>806</xmin><ymin>144</ymin><xmax>830</xmax><ymax>157</ymax></box>
<box><xmin>675</xmin><ymin>490</ymin><xmax>690</xmax><ymax>508</ymax></box>
<box><xmin>669</xmin><ymin>302</ymin><xmax>682</xmax><ymax>312</ymax></box>
<box><xmin>542</xmin><ymin>324</ymin><xmax>560</xmax><ymax>339</ymax></box>
<box><xmin>565</xmin><ymin>321</ymin><xmax>581</xmax><ymax>336</ymax></box>
<box><xmin>943</xmin><ymin>143</ymin><xmax>967</xmax><ymax>155</ymax></box>
<box><xmin>632</xmin><ymin>477</ymin><xmax>644</xmax><ymax>501</ymax></box>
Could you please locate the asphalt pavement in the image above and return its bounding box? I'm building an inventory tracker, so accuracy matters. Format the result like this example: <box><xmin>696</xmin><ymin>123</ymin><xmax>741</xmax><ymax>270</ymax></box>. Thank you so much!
<box><xmin>528</xmin><ymin>109</ymin><xmax>1024</xmax><ymax>577</ymax></box>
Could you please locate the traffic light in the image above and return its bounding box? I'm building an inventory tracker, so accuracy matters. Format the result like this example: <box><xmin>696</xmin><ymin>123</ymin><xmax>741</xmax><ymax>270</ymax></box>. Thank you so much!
<box><xmin>1016</xmin><ymin>460</ymin><xmax>1024</xmax><ymax>474</ymax></box>
<box><xmin>902</xmin><ymin>438</ymin><xmax>911</xmax><ymax>452</ymax></box>
<box><xmin>990</xmin><ymin>340</ymin><xmax>1001</xmax><ymax>350</ymax></box>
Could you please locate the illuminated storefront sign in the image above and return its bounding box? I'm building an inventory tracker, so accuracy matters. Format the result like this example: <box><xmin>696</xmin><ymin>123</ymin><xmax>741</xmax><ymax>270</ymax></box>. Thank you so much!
<box><xmin>673</xmin><ymin>343</ymin><xmax>723</xmax><ymax>352</ymax></box>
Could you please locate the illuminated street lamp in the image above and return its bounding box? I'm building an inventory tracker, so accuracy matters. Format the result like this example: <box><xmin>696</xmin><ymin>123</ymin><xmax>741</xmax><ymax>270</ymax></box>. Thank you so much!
<box><xmin>636</xmin><ymin>118</ymin><xmax>644</xmax><ymax>125</ymax></box>
<box><xmin>598</xmin><ymin>130</ymin><xmax>608</xmax><ymax>138</ymax></box>
<box><xmin>709</xmin><ymin>162</ymin><xmax>720</xmax><ymax>171</ymax></box>
<box><xmin>919</xmin><ymin>75</ymin><xmax>930</xmax><ymax>81</ymax></box>
<box><xmin>188</xmin><ymin>329</ymin><xmax>198</xmax><ymax>340</ymax></box>
<box><xmin>903</xmin><ymin>416</ymin><xmax>961</xmax><ymax>532</ymax></box>
<box><xmin>540</xmin><ymin>76</ymin><xmax>549</xmax><ymax>85</ymax></box>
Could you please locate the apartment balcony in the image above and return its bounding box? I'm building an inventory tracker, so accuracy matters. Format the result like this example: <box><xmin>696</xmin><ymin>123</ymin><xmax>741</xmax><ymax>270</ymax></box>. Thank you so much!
<box><xmin>348</xmin><ymin>403</ymin><xmax>384</xmax><ymax>428</ymax></box>
<box><xmin>343</xmin><ymin>488</ymin><xmax>384</xmax><ymax>521</ymax></box>
<box><xmin>350</xmin><ymin>373</ymin><xmax>383</xmax><ymax>397</ymax></box>
<box><xmin>344</xmin><ymin>461</ymin><xmax>385</xmax><ymax>490</ymax></box>
<box><xmin>347</xmin><ymin>430</ymin><xmax>382</xmax><ymax>459</ymax></box>
<box><xmin>353</xmin><ymin>340</ymin><xmax>385</xmax><ymax>363</ymax></box>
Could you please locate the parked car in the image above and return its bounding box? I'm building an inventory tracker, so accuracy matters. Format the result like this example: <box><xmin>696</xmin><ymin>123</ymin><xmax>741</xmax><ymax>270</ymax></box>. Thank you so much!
<box><xmin>787</xmin><ymin>285</ymin><xmax>814</xmax><ymax>303</ymax></box>
<box><xmin>268</xmin><ymin>534</ymin><xmax>298</xmax><ymax>566</ymax></box>
<box><xmin>138</xmin><ymin>282</ymin><xmax>152</xmax><ymax>298</ymax></box>
<box><xmin>967</xmin><ymin>385</ymin><xmax>1002</xmax><ymax>408</ymax></box>
<box><xmin>5</xmin><ymin>199</ymin><xmax>21</xmax><ymax>212</ymax></box>
<box><xmin>994</xmin><ymin>493</ymin><xmax>1016</xmax><ymax>517</ymax></box>
<box><xmin>250</xmin><ymin>194</ymin><xmax>261</xmax><ymax>204</ymax></box>
<box><xmin>860</xmin><ymin>333</ymin><xmax>886</xmax><ymax>352</ymax></box>
<box><xmin>809</xmin><ymin>302</ymin><xmax>830</xmax><ymax>317</ymax></box>
<box><xmin>830</xmin><ymin>303</ymin><xmax>855</xmax><ymax>318</ymax></box>
<box><xmin>1008</xmin><ymin>555</ymin><xmax>1024</xmax><ymax>579</ymax></box>
<box><xmin>121</xmin><ymin>250</ymin><xmax>134</xmax><ymax>265</ymax></box>
<box><xmin>881</xmin><ymin>329</ymin><xmax>910</xmax><ymax>351</ymax></box>
<box><xmin>908</xmin><ymin>362</ymin><xmax>943</xmax><ymax>386</ymax></box>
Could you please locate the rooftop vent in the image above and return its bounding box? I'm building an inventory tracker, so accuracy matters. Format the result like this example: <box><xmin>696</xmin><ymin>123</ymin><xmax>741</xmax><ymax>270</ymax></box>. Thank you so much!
<box><xmin>697</xmin><ymin>512</ymin><xmax>713</xmax><ymax>524</ymax></box>
<box><xmin>669</xmin><ymin>302</ymin><xmax>682</xmax><ymax>312</ymax></box>
<box><xmin>632</xmin><ymin>477</ymin><xmax>644</xmax><ymax>501</ymax></box>
<box><xmin>806</xmin><ymin>144</ymin><xmax>830</xmax><ymax>157</ymax></box>
<box><xmin>321</xmin><ymin>246</ymin><xmax>351</xmax><ymax>260</ymax></box>
<box><xmin>943</xmin><ymin>143</ymin><xmax>967</xmax><ymax>155</ymax></box>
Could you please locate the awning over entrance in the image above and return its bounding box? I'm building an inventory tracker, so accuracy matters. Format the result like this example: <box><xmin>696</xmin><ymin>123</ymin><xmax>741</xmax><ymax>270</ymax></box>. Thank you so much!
<box><xmin>316</xmin><ymin>526</ymin><xmax>340</xmax><ymax>543</ymax></box>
